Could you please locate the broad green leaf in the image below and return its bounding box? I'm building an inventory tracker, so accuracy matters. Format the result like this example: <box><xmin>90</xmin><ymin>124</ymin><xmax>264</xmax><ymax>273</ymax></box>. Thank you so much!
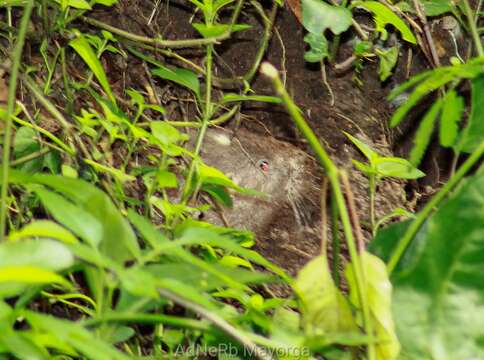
<box><xmin>354</xmin><ymin>1</ymin><xmax>416</xmax><ymax>44</ymax></box>
<box><xmin>304</xmin><ymin>32</ymin><xmax>329</xmax><ymax>63</ymax></box>
<box><xmin>388</xmin><ymin>170</ymin><xmax>484</xmax><ymax>359</ymax></box>
<box><xmin>202</xmin><ymin>183</ymin><xmax>233</xmax><ymax>207</ymax></box>
<box><xmin>459</xmin><ymin>75</ymin><xmax>484</xmax><ymax>153</ymax></box>
<box><xmin>150</xmin><ymin>121</ymin><xmax>188</xmax><ymax>146</ymax></box>
<box><xmin>409</xmin><ymin>98</ymin><xmax>443</xmax><ymax>166</ymax></box>
<box><xmin>302</xmin><ymin>0</ymin><xmax>352</xmax><ymax>35</ymax></box>
<box><xmin>8</xmin><ymin>221</ymin><xmax>78</xmax><ymax>244</ymax></box>
<box><xmin>439</xmin><ymin>90</ymin><xmax>464</xmax><ymax>147</ymax></box>
<box><xmin>345</xmin><ymin>252</ymin><xmax>400</xmax><ymax>359</ymax></box>
<box><xmin>374</xmin><ymin>157</ymin><xmax>425</xmax><ymax>179</ymax></box>
<box><xmin>6</xmin><ymin>171</ymin><xmax>140</xmax><ymax>263</ymax></box>
<box><xmin>54</xmin><ymin>0</ymin><xmax>91</xmax><ymax>9</ymax></box>
<box><xmin>31</xmin><ymin>185</ymin><xmax>103</xmax><ymax>248</ymax></box>
<box><xmin>156</xmin><ymin>169</ymin><xmax>178</xmax><ymax>189</ymax></box>
<box><xmin>295</xmin><ymin>256</ymin><xmax>357</xmax><ymax>337</ymax></box>
<box><xmin>376</xmin><ymin>46</ymin><xmax>399</xmax><ymax>81</ymax></box>
<box><xmin>192</xmin><ymin>23</ymin><xmax>250</xmax><ymax>38</ymax></box>
<box><xmin>13</xmin><ymin>126</ymin><xmax>43</xmax><ymax>173</ymax></box>
<box><xmin>152</xmin><ymin>66</ymin><xmax>200</xmax><ymax>98</ymax></box>
<box><xmin>0</xmin><ymin>0</ymin><xmax>30</xmax><ymax>6</ymax></box>
<box><xmin>69</xmin><ymin>33</ymin><xmax>115</xmax><ymax>102</ymax></box>
<box><xmin>0</xmin><ymin>238</ymin><xmax>73</xmax><ymax>270</ymax></box>
<box><xmin>0</xmin><ymin>266</ymin><xmax>69</xmax><ymax>287</ymax></box>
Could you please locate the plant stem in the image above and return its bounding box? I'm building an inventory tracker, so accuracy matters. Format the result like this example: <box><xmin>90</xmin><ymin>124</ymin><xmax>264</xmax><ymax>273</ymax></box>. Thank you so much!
<box><xmin>369</xmin><ymin>174</ymin><xmax>376</xmax><ymax>231</ymax></box>
<box><xmin>388</xmin><ymin>141</ymin><xmax>484</xmax><ymax>274</ymax></box>
<box><xmin>0</xmin><ymin>0</ymin><xmax>34</xmax><ymax>241</ymax></box>
<box><xmin>462</xmin><ymin>0</ymin><xmax>484</xmax><ymax>56</ymax></box>
<box><xmin>181</xmin><ymin>44</ymin><xmax>214</xmax><ymax>203</ymax></box>
<box><xmin>261</xmin><ymin>63</ymin><xmax>376</xmax><ymax>360</ymax></box>
<box><xmin>157</xmin><ymin>288</ymin><xmax>273</xmax><ymax>360</ymax></box>
<box><xmin>80</xmin><ymin>16</ymin><xmax>231</xmax><ymax>49</ymax></box>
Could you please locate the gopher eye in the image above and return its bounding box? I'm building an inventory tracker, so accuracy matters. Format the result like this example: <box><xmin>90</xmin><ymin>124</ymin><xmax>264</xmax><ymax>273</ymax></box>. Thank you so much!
<box><xmin>257</xmin><ymin>159</ymin><xmax>269</xmax><ymax>172</ymax></box>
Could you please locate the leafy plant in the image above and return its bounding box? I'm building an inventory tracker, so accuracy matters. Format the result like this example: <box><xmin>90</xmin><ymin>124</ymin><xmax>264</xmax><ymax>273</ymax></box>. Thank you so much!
<box><xmin>344</xmin><ymin>131</ymin><xmax>424</xmax><ymax>231</ymax></box>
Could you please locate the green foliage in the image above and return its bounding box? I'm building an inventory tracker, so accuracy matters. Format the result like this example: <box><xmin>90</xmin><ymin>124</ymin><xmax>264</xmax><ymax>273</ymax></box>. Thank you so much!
<box><xmin>301</xmin><ymin>0</ymin><xmax>352</xmax><ymax>62</ymax></box>
<box><xmin>353</xmin><ymin>1</ymin><xmax>416</xmax><ymax>43</ymax></box>
<box><xmin>346</xmin><ymin>252</ymin><xmax>400</xmax><ymax>359</ymax></box>
<box><xmin>152</xmin><ymin>66</ymin><xmax>201</xmax><ymax>99</ymax></box>
<box><xmin>345</xmin><ymin>132</ymin><xmax>425</xmax><ymax>179</ymax></box>
<box><xmin>370</xmin><ymin>169</ymin><xmax>484</xmax><ymax>359</ymax></box>
<box><xmin>69</xmin><ymin>32</ymin><xmax>115</xmax><ymax>102</ymax></box>
<box><xmin>389</xmin><ymin>57</ymin><xmax>484</xmax><ymax>161</ymax></box>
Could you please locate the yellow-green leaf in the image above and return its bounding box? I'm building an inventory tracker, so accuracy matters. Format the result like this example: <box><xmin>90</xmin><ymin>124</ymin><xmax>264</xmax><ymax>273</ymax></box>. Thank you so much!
<box><xmin>345</xmin><ymin>252</ymin><xmax>400</xmax><ymax>360</ymax></box>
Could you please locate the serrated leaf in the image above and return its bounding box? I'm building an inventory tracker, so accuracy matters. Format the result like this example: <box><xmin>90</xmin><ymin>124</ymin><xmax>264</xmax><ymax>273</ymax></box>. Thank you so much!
<box><xmin>354</xmin><ymin>1</ymin><xmax>416</xmax><ymax>44</ymax></box>
<box><xmin>439</xmin><ymin>90</ymin><xmax>464</xmax><ymax>147</ymax></box>
<box><xmin>345</xmin><ymin>252</ymin><xmax>400</xmax><ymax>360</ymax></box>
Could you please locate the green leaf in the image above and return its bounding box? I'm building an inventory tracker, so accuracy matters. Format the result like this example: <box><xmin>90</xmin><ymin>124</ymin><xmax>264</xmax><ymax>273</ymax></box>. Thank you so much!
<box><xmin>302</xmin><ymin>0</ymin><xmax>352</xmax><ymax>35</ymax></box>
<box><xmin>54</xmin><ymin>0</ymin><xmax>91</xmax><ymax>9</ymax></box>
<box><xmin>304</xmin><ymin>32</ymin><xmax>329</xmax><ymax>63</ymax></box>
<box><xmin>344</xmin><ymin>132</ymin><xmax>378</xmax><ymax>162</ymax></box>
<box><xmin>0</xmin><ymin>266</ymin><xmax>69</xmax><ymax>288</ymax></box>
<box><xmin>345</xmin><ymin>252</ymin><xmax>400</xmax><ymax>359</ymax></box>
<box><xmin>8</xmin><ymin>220</ymin><xmax>78</xmax><ymax>244</ymax></box>
<box><xmin>69</xmin><ymin>33</ymin><xmax>114</xmax><ymax>102</ymax></box>
<box><xmin>192</xmin><ymin>23</ymin><xmax>250</xmax><ymax>38</ymax></box>
<box><xmin>13</xmin><ymin>127</ymin><xmax>43</xmax><ymax>173</ymax></box>
<box><xmin>150</xmin><ymin>121</ymin><xmax>188</xmax><ymax>146</ymax></box>
<box><xmin>156</xmin><ymin>169</ymin><xmax>178</xmax><ymax>189</ymax></box>
<box><xmin>294</xmin><ymin>256</ymin><xmax>357</xmax><ymax>337</ymax></box>
<box><xmin>354</xmin><ymin>1</ymin><xmax>416</xmax><ymax>44</ymax></box>
<box><xmin>374</xmin><ymin>157</ymin><xmax>425</xmax><ymax>179</ymax></box>
<box><xmin>84</xmin><ymin>159</ymin><xmax>136</xmax><ymax>183</ymax></box>
<box><xmin>22</xmin><ymin>311</ymin><xmax>130</xmax><ymax>360</ymax></box>
<box><xmin>409</xmin><ymin>97</ymin><xmax>443</xmax><ymax>166</ymax></box>
<box><xmin>439</xmin><ymin>90</ymin><xmax>464</xmax><ymax>148</ymax></box>
<box><xmin>31</xmin><ymin>185</ymin><xmax>103</xmax><ymax>248</ymax></box>
<box><xmin>152</xmin><ymin>66</ymin><xmax>200</xmax><ymax>98</ymax></box>
<box><xmin>0</xmin><ymin>239</ymin><xmax>73</xmax><ymax>270</ymax></box>
<box><xmin>7</xmin><ymin>172</ymin><xmax>140</xmax><ymax>263</ymax></box>
<box><xmin>376</xmin><ymin>46</ymin><xmax>399</xmax><ymax>81</ymax></box>
<box><xmin>389</xmin><ymin>170</ymin><xmax>484</xmax><ymax>359</ymax></box>
<box><xmin>459</xmin><ymin>75</ymin><xmax>484</xmax><ymax>153</ymax></box>
<box><xmin>395</xmin><ymin>0</ymin><xmax>454</xmax><ymax>17</ymax></box>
